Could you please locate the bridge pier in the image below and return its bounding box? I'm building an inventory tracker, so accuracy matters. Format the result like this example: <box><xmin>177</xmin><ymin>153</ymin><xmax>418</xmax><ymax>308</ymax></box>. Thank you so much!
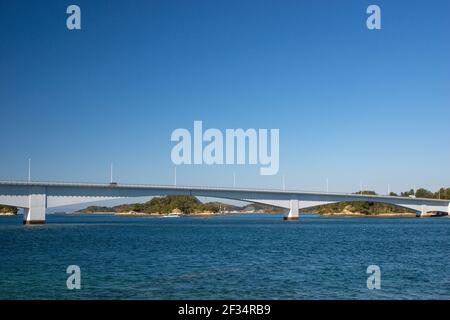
<box><xmin>23</xmin><ymin>187</ymin><xmax>46</xmax><ymax>225</ymax></box>
<box><xmin>283</xmin><ymin>199</ymin><xmax>299</xmax><ymax>221</ymax></box>
<box><xmin>416</xmin><ymin>205</ymin><xmax>427</xmax><ymax>218</ymax></box>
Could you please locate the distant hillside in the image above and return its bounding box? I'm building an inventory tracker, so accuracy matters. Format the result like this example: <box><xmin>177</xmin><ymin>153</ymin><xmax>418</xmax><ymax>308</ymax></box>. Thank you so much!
<box><xmin>77</xmin><ymin>206</ymin><xmax>114</xmax><ymax>214</ymax></box>
<box><xmin>240</xmin><ymin>203</ymin><xmax>282</xmax><ymax>213</ymax></box>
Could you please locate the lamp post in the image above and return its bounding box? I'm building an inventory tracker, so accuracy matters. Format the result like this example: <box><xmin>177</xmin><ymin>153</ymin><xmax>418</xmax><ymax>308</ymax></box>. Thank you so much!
<box><xmin>28</xmin><ymin>158</ymin><xmax>31</xmax><ymax>183</ymax></box>
<box><xmin>174</xmin><ymin>167</ymin><xmax>177</xmax><ymax>186</ymax></box>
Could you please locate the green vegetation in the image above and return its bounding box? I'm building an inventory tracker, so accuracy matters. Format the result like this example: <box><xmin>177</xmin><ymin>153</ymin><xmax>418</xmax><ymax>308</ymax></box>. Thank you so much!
<box><xmin>304</xmin><ymin>188</ymin><xmax>450</xmax><ymax>215</ymax></box>
<box><xmin>397</xmin><ymin>187</ymin><xmax>450</xmax><ymax>199</ymax></box>
<box><xmin>0</xmin><ymin>205</ymin><xmax>18</xmax><ymax>215</ymax></box>
<box><xmin>354</xmin><ymin>190</ymin><xmax>377</xmax><ymax>195</ymax></box>
<box><xmin>79</xmin><ymin>196</ymin><xmax>222</xmax><ymax>214</ymax></box>
<box><xmin>129</xmin><ymin>196</ymin><xmax>220</xmax><ymax>214</ymax></box>
<box><xmin>302</xmin><ymin>202</ymin><xmax>415</xmax><ymax>215</ymax></box>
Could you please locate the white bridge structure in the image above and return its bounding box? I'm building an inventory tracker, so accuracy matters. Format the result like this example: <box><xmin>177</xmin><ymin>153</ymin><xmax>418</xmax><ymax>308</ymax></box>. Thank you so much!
<box><xmin>0</xmin><ymin>180</ymin><xmax>449</xmax><ymax>224</ymax></box>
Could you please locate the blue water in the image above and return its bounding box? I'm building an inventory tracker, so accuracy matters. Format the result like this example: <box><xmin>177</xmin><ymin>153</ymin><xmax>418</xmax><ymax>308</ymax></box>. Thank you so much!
<box><xmin>0</xmin><ymin>214</ymin><xmax>449</xmax><ymax>299</ymax></box>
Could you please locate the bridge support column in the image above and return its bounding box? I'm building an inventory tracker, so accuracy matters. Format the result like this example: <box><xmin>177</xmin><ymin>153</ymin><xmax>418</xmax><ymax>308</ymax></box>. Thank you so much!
<box><xmin>283</xmin><ymin>199</ymin><xmax>299</xmax><ymax>221</ymax></box>
<box><xmin>415</xmin><ymin>205</ymin><xmax>427</xmax><ymax>218</ymax></box>
<box><xmin>23</xmin><ymin>187</ymin><xmax>46</xmax><ymax>225</ymax></box>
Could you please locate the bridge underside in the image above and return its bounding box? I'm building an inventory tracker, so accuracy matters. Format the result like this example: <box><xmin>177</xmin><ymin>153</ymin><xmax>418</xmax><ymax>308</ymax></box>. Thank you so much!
<box><xmin>0</xmin><ymin>184</ymin><xmax>449</xmax><ymax>224</ymax></box>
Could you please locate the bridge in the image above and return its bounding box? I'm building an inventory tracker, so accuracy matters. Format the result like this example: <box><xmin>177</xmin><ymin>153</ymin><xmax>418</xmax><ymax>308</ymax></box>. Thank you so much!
<box><xmin>0</xmin><ymin>180</ymin><xmax>449</xmax><ymax>224</ymax></box>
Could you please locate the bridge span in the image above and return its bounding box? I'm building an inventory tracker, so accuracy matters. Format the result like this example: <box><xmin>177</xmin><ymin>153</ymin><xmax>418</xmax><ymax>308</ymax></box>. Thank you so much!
<box><xmin>0</xmin><ymin>181</ymin><xmax>449</xmax><ymax>224</ymax></box>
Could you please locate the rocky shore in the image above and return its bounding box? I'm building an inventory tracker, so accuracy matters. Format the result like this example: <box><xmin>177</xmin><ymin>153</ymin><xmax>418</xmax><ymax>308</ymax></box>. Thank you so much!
<box><xmin>0</xmin><ymin>212</ymin><xmax>16</xmax><ymax>216</ymax></box>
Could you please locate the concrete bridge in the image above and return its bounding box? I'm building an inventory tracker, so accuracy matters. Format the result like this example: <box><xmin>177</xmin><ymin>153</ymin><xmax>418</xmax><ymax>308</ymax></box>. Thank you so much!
<box><xmin>0</xmin><ymin>180</ymin><xmax>449</xmax><ymax>224</ymax></box>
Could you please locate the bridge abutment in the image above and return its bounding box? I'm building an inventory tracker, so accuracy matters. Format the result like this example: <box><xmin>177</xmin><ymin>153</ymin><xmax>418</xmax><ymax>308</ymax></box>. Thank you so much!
<box><xmin>23</xmin><ymin>187</ymin><xmax>46</xmax><ymax>225</ymax></box>
<box><xmin>283</xmin><ymin>199</ymin><xmax>299</xmax><ymax>221</ymax></box>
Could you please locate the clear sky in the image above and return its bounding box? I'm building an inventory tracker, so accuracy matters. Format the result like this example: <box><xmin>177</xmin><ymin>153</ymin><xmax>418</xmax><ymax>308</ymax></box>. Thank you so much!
<box><xmin>1</xmin><ymin>0</ymin><xmax>449</xmax><ymax>196</ymax></box>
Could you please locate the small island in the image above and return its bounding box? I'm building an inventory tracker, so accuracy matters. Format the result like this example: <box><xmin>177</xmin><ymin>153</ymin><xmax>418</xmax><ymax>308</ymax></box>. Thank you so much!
<box><xmin>302</xmin><ymin>202</ymin><xmax>417</xmax><ymax>217</ymax></box>
<box><xmin>76</xmin><ymin>195</ymin><xmax>283</xmax><ymax>216</ymax></box>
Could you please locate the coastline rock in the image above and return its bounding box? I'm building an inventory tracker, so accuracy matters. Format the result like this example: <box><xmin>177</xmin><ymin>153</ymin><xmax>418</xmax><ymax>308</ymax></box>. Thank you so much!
<box><xmin>0</xmin><ymin>212</ymin><xmax>16</xmax><ymax>216</ymax></box>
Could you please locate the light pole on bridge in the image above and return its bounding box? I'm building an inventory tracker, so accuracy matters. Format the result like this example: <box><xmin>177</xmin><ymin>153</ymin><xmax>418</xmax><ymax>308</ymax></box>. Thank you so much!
<box><xmin>28</xmin><ymin>158</ymin><xmax>31</xmax><ymax>183</ymax></box>
<box><xmin>174</xmin><ymin>167</ymin><xmax>177</xmax><ymax>186</ymax></box>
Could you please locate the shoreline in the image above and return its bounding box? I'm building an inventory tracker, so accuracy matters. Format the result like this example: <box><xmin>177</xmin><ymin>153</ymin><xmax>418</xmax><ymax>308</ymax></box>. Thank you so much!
<box><xmin>113</xmin><ymin>211</ymin><xmax>230</xmax><ymax>217</ymax></box>
<box><xmin>320</xmin><ymin>212</ymin><xmax>418</xmax><ymax>218</ymax></box>
<box><xmin>0</xmin><ymin>212</ymin><xmax>16</xmax><ymax>216</ymax></box>
<box><xmin>66</xmin><ymin>211</ymin><xmax>448</xmax><ymax>218</ymax></box>
<box><xmin>74</xmin><ymin>211</ymin><xmax>252</xmax><ymax>217</ymax></box>
<box><xmin>67</xmin><ymin>211</ymin><xmax>115</xmax><ymax>215</ymax></box>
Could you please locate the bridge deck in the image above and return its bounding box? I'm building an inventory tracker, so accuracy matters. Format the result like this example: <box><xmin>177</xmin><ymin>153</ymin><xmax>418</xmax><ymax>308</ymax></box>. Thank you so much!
<box><xmin>0</xmin><ymin>180</ymin><xmax>448</xmax><ymax>204</ymax></box>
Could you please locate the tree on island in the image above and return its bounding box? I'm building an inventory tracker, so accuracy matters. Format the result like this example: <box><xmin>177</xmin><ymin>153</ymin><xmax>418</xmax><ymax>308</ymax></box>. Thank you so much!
<box><xmin>354</xmin><ymin>190</ymin><xmax>377</xmax><ymax>195</ymax></box>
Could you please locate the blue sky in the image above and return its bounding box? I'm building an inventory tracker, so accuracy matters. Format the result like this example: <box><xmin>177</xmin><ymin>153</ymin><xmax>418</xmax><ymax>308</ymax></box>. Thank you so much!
<box><xmin>1</xmin><ymin>0</ymin><xmax>449</xmax><ymax>196</ymax></box>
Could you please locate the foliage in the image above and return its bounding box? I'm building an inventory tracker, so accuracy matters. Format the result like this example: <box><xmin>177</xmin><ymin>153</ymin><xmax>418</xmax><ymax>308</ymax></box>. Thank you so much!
<box><xmin>130</xmin><ymin>196</ymin><xmax>214</xmax><ymax>214</ymax></box>
<box><xmin>79</xmin><ymin>196</ymin><xmax>221</xmax><ymax>214</ymax></box>
<box><xmin>302</xmin><ymin>201</ymin><xmax>415</xmax><ymax>215</ymax></box>
<box><xmin>354</xmin><ymin>190</ymin><xmax>377</xmax><ymax>195</ymax></box>
<box><xmin>399</xmin><ymin>187</ymin><xmax>450</xmax><ymax>200</ymax></box>
<box><xmin>401</xmin><ymin>189</ymin><xmax>415</xmax><ymax>197</ymax></box>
